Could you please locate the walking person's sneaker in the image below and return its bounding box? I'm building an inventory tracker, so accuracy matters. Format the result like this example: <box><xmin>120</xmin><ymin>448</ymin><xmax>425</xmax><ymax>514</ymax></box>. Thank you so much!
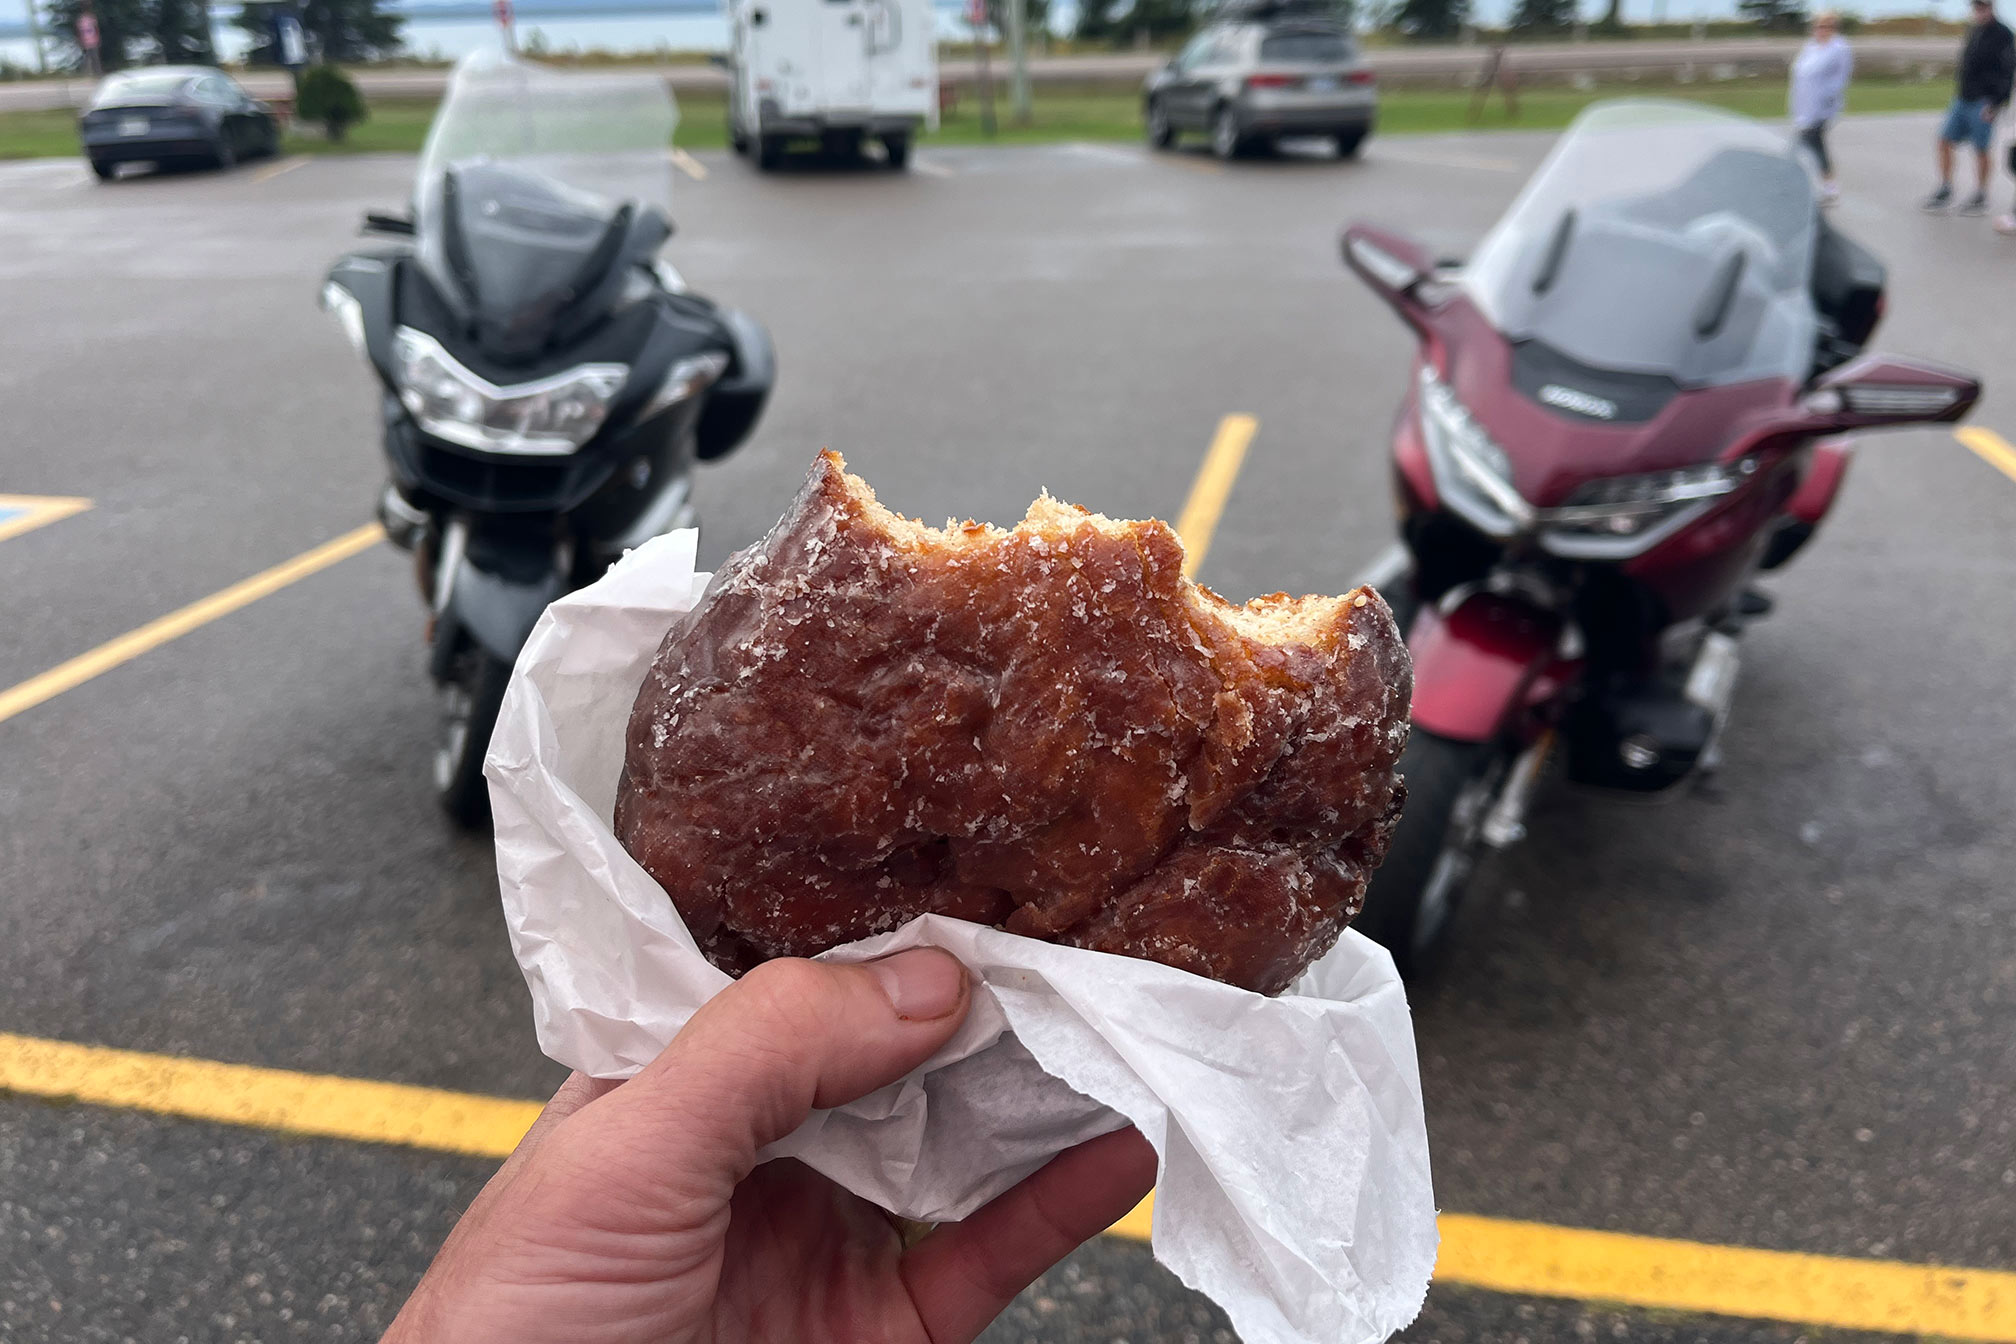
<box><xmin>1996</xmin><ymin>213</ymin><xmax>2016</xmax><ymax>235</ymax></box>
<box><xmin>1960</xmin><ymin>190</ymin><xmax>1990</xmax><ymax>215</ymax></box>
<box><xmin>1922</xmin><ymin>184</ymin><xmax>1954</xmax><ymax>211</ymax></box>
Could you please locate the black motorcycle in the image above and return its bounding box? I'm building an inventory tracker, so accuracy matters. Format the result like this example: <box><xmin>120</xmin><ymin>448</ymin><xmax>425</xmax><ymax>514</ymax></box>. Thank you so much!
<box><xmin>321</xmin><ymin>53</ymin><xmax>774</xmax><ymax>824</ymax></box>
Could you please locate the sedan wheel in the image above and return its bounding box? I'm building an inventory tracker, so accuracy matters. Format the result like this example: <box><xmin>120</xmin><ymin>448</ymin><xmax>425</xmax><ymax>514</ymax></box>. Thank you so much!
<box><xmin>1212</xmin><ymin>105</ymin><xmax>1244</xmax><ymax>160</ymax></box>
<box><xmin>1146</xmin><ymin>98</ymin><xmax>1175</xmax><ymax>149</ymax></box>
<box><xmin>212</xmin><ymin>134</ymin><xmax>236</xmax><ymax>170</ymax></box>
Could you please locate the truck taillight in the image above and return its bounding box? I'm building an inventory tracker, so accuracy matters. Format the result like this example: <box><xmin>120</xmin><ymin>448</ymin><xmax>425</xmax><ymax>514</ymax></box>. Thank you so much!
<box><xmin>1244</xmin><ymin>73</ymin><xmax>1299</xmax><ymax>90</ymax></box>
<box><xmin>1348</xmin><ymin>69</ymin><xmax>1376</xmax><ymax>84</ymax></box>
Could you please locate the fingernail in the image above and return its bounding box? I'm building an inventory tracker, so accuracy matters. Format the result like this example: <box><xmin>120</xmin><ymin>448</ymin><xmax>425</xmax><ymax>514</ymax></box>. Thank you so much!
<box><xmin>866</xmin><ymin>949</ymin><xmax>967</xmax><ymax>1021</ymax></box>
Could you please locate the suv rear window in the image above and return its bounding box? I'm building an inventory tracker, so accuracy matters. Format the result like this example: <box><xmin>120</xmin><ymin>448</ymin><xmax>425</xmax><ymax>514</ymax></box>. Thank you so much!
<box><xmin>1260</xmin><ymin>30</ymin><xmax>1353</xmax><ymax>61</ymax></box>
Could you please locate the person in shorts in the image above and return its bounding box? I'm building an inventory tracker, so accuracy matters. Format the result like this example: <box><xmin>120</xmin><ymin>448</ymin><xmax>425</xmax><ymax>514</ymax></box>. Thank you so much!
<box><xmin>1924</xmin><ymin>0</ymin><xmax>2015</xmax><ymax>214</ymax></box>
<box><xmin>1791</xmin><ymin>11</ymin><xmax>1853</xmax><ymax>204</ymax></box>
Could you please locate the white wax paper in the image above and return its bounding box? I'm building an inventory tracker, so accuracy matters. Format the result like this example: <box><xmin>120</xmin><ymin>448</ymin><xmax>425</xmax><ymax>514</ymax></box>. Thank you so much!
<box><xmin>489</xmin><ymin>529</ymin><xmax>1438</xmax><ymax>1344</ymax></box>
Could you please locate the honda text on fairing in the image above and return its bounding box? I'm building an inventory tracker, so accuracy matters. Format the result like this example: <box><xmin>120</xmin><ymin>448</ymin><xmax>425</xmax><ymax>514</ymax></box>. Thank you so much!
<box><xmin>320</xmin><ymin>52</ymin><xmax>775</xmax><ymax>824</ymax></box>
<box><xmin>1342</xmin><ymin>101</ymin><xmax>1980</xmax><ymax>976</ymax></box>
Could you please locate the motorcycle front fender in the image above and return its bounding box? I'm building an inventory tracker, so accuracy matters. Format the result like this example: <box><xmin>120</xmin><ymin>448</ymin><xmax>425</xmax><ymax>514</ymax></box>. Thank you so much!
<box><xmin>431</xmin><ymin>554</ymin><xmax>567</xmax><ymax>677</ymax></box>
<box><xmin>1407</xmin><ymin>592</ymin><xmax>1563</xmax><ymax>743</ymax></box>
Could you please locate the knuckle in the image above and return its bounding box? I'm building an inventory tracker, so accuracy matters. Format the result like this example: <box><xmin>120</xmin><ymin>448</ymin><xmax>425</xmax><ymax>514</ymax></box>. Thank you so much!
<box><xmin>734</xmin><ymin>957</ymin><xmax>839</xmax><ymax>1029</ymax></box>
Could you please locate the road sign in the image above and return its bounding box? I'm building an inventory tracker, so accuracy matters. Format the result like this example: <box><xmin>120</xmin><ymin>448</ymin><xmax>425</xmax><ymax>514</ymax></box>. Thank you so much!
<box><xmin>76</xmin><ymin>13</ymin><xmax>98</xmax><ymax>50</ymax></box>
<box><xmin>276</xmin><ymin>13</ymin><xmax>306</xmax><ymax>68</ymax></box>
<box><xmin>493</xmin><ymin>0</ymin><xmax>513</xmax><ymax>26</ymax></box>
<box><xmin>964</xmin><ymin>0</ymin><xmax>985</xmax><ymax>27</ymax></box>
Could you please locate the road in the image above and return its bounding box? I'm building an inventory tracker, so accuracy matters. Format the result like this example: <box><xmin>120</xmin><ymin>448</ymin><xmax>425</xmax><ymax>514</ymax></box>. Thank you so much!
<box><xmin>1</xmin><ymin>114</ymin><xmax>2014</xmax><ymax>1343</ymax></box>
<box><xmin>0</xmin><ymin>35</ymin><xmax>1965</xmax><ymax>110</ymax></box>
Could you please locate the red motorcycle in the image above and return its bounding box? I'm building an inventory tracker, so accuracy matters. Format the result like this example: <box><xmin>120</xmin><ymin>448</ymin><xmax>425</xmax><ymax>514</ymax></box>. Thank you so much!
<box><xmin>1343</xmin><ymin>101</ymin><xmax>1980</xmax><ymax>977</ymax></box>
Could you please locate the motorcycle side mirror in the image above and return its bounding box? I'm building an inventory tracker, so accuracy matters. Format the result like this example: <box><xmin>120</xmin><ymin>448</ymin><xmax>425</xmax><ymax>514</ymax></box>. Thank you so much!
<box><xmin>1800</xmin><ymin>353</ymin><xmax>1981</xmax><ymax>429</ymax></box>
<box><xmin>1342</xmin><ymin>223</ymin><xmax>1438</xmax><ymax>335</ymax></box>
<box><xmin>1342</xmin><ymin>223</ymin><xmax>1431</xmax><ymax>298</ymax></box>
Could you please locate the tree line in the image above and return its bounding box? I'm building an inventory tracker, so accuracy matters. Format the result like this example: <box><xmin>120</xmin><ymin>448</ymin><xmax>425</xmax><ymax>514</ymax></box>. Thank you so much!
<box><xmin>39</xmin><ymin>0</ymin><xmax>402</xmax><ymax>70</ymax></box>
<box><xmin>37</xmin><ymin>0</ymin><xmax>1811</xmax><ymax>74</ymax></box>
<box><xmin>1073</xmin><ymin>0</ymin><xmax>1807</xmax><ymax>43</ymax></box>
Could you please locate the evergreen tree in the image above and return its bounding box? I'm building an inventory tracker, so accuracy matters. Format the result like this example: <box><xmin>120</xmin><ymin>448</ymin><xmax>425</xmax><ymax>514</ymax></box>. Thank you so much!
<box><xmin>983</xmin><ymin>0</ymin><xmax>1052</xmax><ymax>42</ymax></box>
<box><xmin>1737</xmin><ymin>0</ymin><xmax>1806</xmax><ymax>28</ymax></box>
<box><xmin>151</xmin><ymin>0</ymin><xmax>216</xmax><ymax>62</ymax></box>
<box><xmin>1074</xmin><ymin>0</ymin><xmax>1201</xmax><ymax>44</ymax></box>
<box><xmin>1393</xmin><ymin>0</ymin><xmax>1467</xmax><ymax>40</ymax></box>
<box><xmin>43</xmin><ymin>0</ymin><xmax>149</xmax><ymax>69</ymax></box>
<box><xmin>1509</xmin><ymin>0</ymin><xmax>1577</xmax><ymax>32</ymax></box>
<box><xmin>235</xmin><ymin>0</ymin><xmax>402</xmax><ymax>65</ymax></box>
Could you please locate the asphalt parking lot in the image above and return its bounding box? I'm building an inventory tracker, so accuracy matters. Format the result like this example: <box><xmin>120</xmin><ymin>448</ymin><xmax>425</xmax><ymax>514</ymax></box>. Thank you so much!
<box><xmin>2</xmin><ymin>113</ymin><xmax>2015</xmax><ymax>1343</ymax></box>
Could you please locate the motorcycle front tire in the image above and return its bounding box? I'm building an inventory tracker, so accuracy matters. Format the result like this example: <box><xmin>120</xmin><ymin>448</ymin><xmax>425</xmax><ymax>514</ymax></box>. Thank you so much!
<box><xmin>435</xmin><ymin>648</ymin><xmax>513</xmax><ymax>828</ymax></box>
<box><xmin>1355</xmin><ymin>729</ymin><xmax>1491</xmax><ymax>980</ymax></box>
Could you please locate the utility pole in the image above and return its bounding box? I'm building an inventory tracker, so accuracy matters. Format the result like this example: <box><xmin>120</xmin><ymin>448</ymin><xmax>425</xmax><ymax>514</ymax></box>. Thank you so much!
<box><xmin>967</xmin><ymin>0</ymin><xmax>996</xmax><ymax>136</ymax></box>
<box><xmin>1006</xmin><ymin>0</ymin><xmax>1031</xmax><ymax>125</ymax></box>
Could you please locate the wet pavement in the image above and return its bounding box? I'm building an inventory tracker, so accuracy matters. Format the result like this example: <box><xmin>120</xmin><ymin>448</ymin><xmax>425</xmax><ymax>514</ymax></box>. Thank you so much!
<box><xmin>1</xmin><ymin>115</ymin><xmax>2013</xmax><ymax>1342</ymax></box>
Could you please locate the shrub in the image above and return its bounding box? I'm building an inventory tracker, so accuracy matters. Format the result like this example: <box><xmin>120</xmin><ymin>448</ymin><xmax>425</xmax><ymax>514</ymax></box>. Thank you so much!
<box><xmin>297</xmin><ymin>63</ymin><xmax>366</xmax><ymax>141</ymax></box>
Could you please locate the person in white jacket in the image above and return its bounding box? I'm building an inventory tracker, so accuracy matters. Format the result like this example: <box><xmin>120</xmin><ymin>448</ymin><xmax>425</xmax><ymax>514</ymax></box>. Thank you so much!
<box><xmin>1791</xmin><ymin>11</ymin><xmax>1854</xmax><ymax>203</ymax></box>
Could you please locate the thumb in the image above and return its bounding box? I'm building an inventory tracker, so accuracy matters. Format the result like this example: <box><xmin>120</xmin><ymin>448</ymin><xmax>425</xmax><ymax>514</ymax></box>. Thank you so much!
<box><xmin>576</xmin><ymin>950</ymin><xmax>972</xmax><ymax>1193</ymax></box>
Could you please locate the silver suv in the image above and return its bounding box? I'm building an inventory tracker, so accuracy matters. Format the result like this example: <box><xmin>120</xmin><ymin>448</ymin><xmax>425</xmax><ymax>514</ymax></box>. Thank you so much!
<box><xmin>1143</xmin><ymin>10</ymin><xmax>1376</xmax><ymax>160</ymax></box>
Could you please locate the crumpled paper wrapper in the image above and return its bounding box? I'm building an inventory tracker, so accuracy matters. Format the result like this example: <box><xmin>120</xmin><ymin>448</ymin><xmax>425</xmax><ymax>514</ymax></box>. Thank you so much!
<box><xmin>488</xmin><ymin>528</ymin><xmax>1438</xmax><ymax>1344</ymax></box>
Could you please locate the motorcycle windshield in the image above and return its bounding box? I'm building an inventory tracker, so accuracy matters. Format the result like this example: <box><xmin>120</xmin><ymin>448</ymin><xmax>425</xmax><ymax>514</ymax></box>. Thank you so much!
<box><xmin>413</xmin><ymin>50</ymin><xmax>677</xmax><ymax>350</ymax></box>
<box><xmin>1462</xmin><ymin>100</ymin><xmax>1818</xmax><ymax>388</ymax></box>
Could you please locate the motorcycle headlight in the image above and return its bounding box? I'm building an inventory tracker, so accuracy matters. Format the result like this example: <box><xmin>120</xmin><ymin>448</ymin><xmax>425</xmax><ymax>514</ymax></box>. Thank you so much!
<box><xmin>392</xmin><ymin>327</ymin><xmax>627</xmax><ymax>456</ymax></box>
<box><xmin>1539</xmin><ymin>459</ymin><xmax>1756</xmax><ymax>558</ymax></box>
<box><xmin>1418</xmin><ymin>366</ymin><xmax>1532</xmax><ymax>538</ymax></box>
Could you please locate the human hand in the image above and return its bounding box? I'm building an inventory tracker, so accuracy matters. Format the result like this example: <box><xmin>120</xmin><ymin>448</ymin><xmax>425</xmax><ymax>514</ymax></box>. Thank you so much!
<box><xmin>382</xmin><ymin>950</ymin><xmax>1158</xmax><ymax>1344</ymax></box>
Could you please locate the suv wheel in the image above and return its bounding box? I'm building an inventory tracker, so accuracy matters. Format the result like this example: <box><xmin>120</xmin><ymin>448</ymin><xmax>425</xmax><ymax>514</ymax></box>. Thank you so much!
<box><xmin>1212</xmin><ymin>104</ymin><xmax>1245</xmax><ymax>160</ymax></box>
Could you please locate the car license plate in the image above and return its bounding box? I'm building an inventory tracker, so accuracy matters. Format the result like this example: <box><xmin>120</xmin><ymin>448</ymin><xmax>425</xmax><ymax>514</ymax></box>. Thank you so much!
<box><xmin>119</xmin><ymin>116</ymin><xmax>148</xmax><ymax>136</ymax></box>
<box><xmin>1306</xmin><ymin>76</ymin><xmax>1339</xmax><ymax>92</ymax></box>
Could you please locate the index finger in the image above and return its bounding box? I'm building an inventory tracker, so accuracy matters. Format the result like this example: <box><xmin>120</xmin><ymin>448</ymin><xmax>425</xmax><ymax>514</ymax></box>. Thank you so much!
<box><xmin>899</xmin><ymin>1127</ymin><xmax>1158</xmax><ymax>1344</ymax></box>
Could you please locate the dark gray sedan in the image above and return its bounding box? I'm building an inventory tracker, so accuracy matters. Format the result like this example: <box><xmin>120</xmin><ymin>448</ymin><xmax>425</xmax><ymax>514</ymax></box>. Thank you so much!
<box><xmin>1144</xmin><ymin>13</ymin><xmax>1376</xmax><ymax>160</ymax></box>
<box><xmin>78</xmin><ymin>67</ymin><xmax>281</xmax><ymax>180</ymax></box>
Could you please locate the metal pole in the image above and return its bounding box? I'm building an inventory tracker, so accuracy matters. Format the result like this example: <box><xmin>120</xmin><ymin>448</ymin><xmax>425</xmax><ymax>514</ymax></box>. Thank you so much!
<box><xmin>1005</xmin><ymin>0</ymin><xmax>1030</xmax><ymax>125</ymax></box>
<box><xmin>976</xmin><ymin>31</ymin><xmax>996</xmax><ymax>135</ymax></box>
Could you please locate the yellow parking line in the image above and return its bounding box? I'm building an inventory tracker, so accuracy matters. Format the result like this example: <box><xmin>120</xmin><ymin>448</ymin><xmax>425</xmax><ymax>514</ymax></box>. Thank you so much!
<box><xmin>0</xmin><ymin>1032</ymin><xmax>540</xmax><ymax>1160</ymax></box>
<box><xmin>1173</xmin><ymin>412</ymin><xmax>1258</xmax><ymax>576</ymax></box>
<box><xmin>1433</xmin><ymin>1212</ymin><xmax>2016</xmax><ymax>1341</ymax></box>
<box><xmin>669</xmin><ymin>147</ymin><xmax>708</xmax><ymax>181</ymax></box>
<box><xmin>0</xmin><ymin>493</ymin><xmax>91</xmax><ymax>544</ymax></box>
<box><xmin>0</xmin><ymin>523</ymin><xmax>383</xmax><ymax>727</ymax></box>
<box><xmin>5</xmin><ymin>1029</ymin><xmax>2016</xmax><ymax>1337</ymax></box>
<box><xmin>250</xmin><ymin>154</ymin><xmax>307</xmax><ymax>185</ymax></box>
<box><xmin>1958</xmin><ymin>425</ymin><xmax>2016</xmax><ymax>484</ymax></box>
<box><xmin>5</xmin><ymin>1030</ymin><xmax>2014</xmax><ymax>1338</ymax></box>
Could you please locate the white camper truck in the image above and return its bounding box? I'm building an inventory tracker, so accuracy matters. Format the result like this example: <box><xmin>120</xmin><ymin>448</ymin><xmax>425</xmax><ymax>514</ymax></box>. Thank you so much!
<box><xmin>724</xmin><ymin>0</ymin><xmax>937</xmax><ymax>170</ymax></box>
